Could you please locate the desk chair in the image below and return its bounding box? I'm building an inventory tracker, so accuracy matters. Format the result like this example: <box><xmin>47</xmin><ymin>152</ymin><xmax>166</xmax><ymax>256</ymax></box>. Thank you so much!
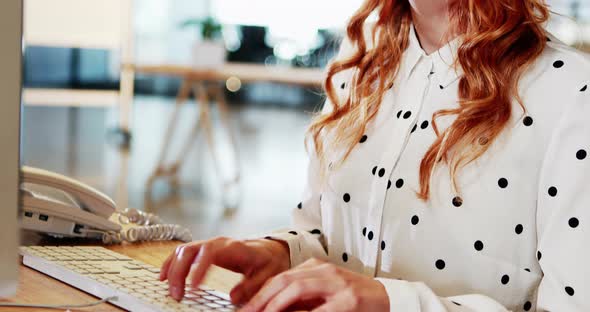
<box><xmin>23</xmin><ymin>0</ymin><xmax>135</xmax><ymax>145</ymax></box>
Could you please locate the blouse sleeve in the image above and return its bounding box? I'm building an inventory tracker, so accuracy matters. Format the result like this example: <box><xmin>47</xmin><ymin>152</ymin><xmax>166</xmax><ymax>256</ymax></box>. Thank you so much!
<box><xmin>262</xmin><ymin>133</ymin><xmax>329</xmax><ymax>268</ymax></box>
<box><xmin>262</xmin><ymin>35</ymin><xmax>355</xmax><ymax>268</ymax></box>
<box><xmin>534</xmin><ymin>83</ymin><xmax>590</xmax><ymax>310</ymax></box>
<box><xmin>376</xmin><ymin>83</ymin><xmax>590</xmax><ymax>312</ymax></box>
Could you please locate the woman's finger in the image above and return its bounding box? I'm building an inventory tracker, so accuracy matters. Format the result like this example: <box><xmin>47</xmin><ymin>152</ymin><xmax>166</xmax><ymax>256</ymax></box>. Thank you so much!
<box><xmin>262</xmin><ymin>278</ymin><xmax>339</xmax><ymax>312</ymax></box>
<box><xmin>167</xmin><ymin>244</ymin><xmax>202</xmax><ymax>300</ymax></box>
<box><xmin>159</xmin><ymin>252</ymin><xmax>174</xmax><ymax>281</ymax></box>
<box><xmin>243</xmin><ymin>265</ymin><xmax>340</xmax><ymax>312</ymax></box>
<box><xmin>188</xmin><ymin>242</ymin><xmax>216</xmax><ymax>288</ymax></box>
<box><xmin>230</xmin><ymin>265</ymin><xmax>277</xmax><ymax>304</ymax></box>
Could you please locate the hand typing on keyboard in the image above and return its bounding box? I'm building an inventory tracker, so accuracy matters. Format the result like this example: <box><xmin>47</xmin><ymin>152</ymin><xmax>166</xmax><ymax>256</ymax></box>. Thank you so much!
<box><xmin>160</xmin><ymin>237</ymin><xmax>290</xmax><ymax>305</ymax></box>
<box><xmin>20</xmin><ymin>246</ymin><xmax>238</xmax><ymax>311</ymax></box>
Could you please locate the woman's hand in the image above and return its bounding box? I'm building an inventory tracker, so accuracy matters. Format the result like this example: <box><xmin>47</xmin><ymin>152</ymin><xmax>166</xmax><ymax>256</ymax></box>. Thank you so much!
<box><xmin>160</xmin><ymin>237</ymin><xmax>290</xmax><ymax>303</ymax></box>
<box><xmin>240</xmin><ymin>258</ymin><xmax>390</xmax><ymax>312</ymax></box>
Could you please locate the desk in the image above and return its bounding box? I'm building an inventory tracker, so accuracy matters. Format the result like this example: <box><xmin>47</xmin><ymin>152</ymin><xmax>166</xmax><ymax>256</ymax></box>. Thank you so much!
<box><xmin>131</xmin><ymin>63</ymin><xmax>325</xmax><ymax>87</ymax></box>
<box><xmin>132</xmin><ymin>63</ymin><xmax>325</xmax><ymax>207</ymax></box>
<box><xmin>3</xmin><ymin>241</ymin><xmax>241</xmax><ymax>311</ymax></box>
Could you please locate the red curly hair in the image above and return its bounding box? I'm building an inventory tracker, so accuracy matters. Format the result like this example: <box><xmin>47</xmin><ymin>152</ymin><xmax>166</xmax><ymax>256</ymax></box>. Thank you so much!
<box><xmin>308</xmin><ymin>0</ymin><xmax>550</xmax><ymax>200</ymax></box>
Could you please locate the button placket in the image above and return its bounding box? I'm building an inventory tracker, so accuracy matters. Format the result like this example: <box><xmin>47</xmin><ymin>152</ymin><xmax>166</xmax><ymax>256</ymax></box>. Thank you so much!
<box><xmin>363</xmin><ymin>59</ymin><xmax>434</xmax><ymax>276</ymax></box>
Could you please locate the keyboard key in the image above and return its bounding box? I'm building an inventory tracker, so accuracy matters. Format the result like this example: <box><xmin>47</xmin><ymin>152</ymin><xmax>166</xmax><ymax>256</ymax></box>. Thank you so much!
<box><xmin>203</xmin><ymin>295</ymin><xmax>220</xmax><ymax>301</ymax></box>
<box><xmin>215</xmin><ymin>299</ymin><xmax>232</xmax><ymax>306</ymax></box>
<box><xmin>205</xmin><ymin>302</ymin><xmax>222</xmax><ymax>308</ymax></box>
<box><xmin>207</xmin><ymin>289</ymin><xmax>231</xmax><ymax>301</ymax></box>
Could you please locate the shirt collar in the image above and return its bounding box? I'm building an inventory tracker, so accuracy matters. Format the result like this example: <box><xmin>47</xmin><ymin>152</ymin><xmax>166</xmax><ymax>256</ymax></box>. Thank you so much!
<box><xmin>401</xmin><ymin>24</ymin><xmax>463</xmax><ymax>88</ymax></box>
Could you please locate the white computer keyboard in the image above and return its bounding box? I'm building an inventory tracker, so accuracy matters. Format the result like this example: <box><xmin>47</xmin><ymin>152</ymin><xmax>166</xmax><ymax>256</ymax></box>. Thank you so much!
<box><xmin>20</xmin><ymin>246</ymin><xmax>236</xmax><ymax>312</ymax></box>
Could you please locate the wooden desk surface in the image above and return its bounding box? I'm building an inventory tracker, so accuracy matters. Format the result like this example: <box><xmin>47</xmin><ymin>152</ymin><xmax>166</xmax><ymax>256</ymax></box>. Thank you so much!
<box><xmin>2</xmin><ymin>240</ymin><xmax>242</xmax><ymax>312</ymax></box>
<box><xmin>130</xmin><ymin>62</ymin><xmax>325</xmax><ymax>87</ymax></box>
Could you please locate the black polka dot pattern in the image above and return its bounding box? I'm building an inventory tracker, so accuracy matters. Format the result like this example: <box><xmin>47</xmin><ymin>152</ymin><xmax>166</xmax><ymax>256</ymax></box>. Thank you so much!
<box><xmin>548</xmin><ymin>186</ymin><xmax>558</xmax><ymax>197</ymax></box>
<box><xmin>501</xmin><ymin>274</ymin><xmax>510</xmax><ymax>285</ymax></box>
<box><xmin>474</xmin><ymin>240</ymin><xmax>484</xmax><ymax>251</ymax></box>
<box><xmin>524</xmin><ymin>301</ymin><xmax>532</xmax><ymax>311</ymax></box>
<box><xmin>523</xmin><ymin>116</ymin><xmax>533</xmax><ymax>126</ymax></box>
<box><xmin>282</xmin><ymin>48</ymin><xmax>590</xmax><ymax>307</ymax></box>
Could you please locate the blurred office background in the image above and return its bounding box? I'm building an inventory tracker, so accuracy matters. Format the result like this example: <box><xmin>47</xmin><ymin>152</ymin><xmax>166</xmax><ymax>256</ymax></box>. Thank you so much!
<box><xmin>21</xmin><ymin>0</ymin><xmax>590</xmax><ymax>240</ymax></box>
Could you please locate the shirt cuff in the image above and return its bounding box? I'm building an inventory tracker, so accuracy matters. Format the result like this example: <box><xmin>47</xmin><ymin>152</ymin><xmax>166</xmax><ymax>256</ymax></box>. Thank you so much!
<box><xmin>375</xmin><ymin>278</ymin><xmax>421</xmax><ymax>312</ymax></box>
<box><xmin>263</xmin><ymin>231</ymin><xmax>308</xmax><ymax>268</ymax></box>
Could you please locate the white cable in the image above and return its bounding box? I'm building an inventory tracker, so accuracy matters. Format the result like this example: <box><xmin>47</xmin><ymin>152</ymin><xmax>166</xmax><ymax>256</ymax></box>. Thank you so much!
<box><xmin>82</xmin><ymin>208</ymin><xmax>193</xmax><ymax>244</ymax></box>
<box><xmin>117</xmin><ymin>208</ymin><xmax>164</xmax><ymax>226</ymax></box>
<box><xmin>0</xmin><ymin>296</ymin><xmax>117</xmax><ymax>309</ymax></box>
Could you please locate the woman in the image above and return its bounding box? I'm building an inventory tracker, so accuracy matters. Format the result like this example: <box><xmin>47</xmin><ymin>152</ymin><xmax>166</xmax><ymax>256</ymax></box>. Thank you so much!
<box><xmin>161</xmin><ymin>0</ymin><xmax>590</xmax><ymax>310</ymax></box>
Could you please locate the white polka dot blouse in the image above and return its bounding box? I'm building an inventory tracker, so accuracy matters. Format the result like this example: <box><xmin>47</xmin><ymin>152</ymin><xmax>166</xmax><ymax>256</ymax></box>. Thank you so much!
<box><xmin>265</xmin><ymin>24</ymin><xmax>590</xmax><ymax>311</ymax></box>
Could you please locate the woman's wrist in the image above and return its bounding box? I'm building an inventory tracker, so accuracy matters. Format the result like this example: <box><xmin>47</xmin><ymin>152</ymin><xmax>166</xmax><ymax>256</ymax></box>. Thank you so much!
<box><xmin>260</xmin><ymin>238</ymin><xmax>291</xmax><ymax>270</ymax></box>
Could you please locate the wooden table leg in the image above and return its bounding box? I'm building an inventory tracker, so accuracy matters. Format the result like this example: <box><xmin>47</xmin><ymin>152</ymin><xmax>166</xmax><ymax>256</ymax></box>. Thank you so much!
<box><xmin>211</xmin><ymin>83</ymin><xmax>241</xmax><ymax>186</ymax></box>
<box><xmin>145</xmin><ymin>78</ymin><xmax>192</xmax><ymax>195</ymax></box>
<box><xmin>191</xmin><ymin>82</ymin><xmax>224</xmax><ymax>182</ymax></box>
<box><xmin>145</xmin><ymin>78</ymin><xmax>242</xmax><ymax>210</ymax></box>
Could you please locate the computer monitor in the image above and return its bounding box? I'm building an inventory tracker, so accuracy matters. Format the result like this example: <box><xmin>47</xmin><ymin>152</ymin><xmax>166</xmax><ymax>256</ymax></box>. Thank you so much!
<box><xmin>0</xmin><ymin>0</ymin><xmax>22</xmax><ymax>297</ymax></box>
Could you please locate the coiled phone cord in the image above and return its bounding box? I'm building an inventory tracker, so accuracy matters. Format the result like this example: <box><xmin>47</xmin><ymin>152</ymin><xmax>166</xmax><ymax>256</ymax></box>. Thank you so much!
<box><xmin>83</xmin><ymin>208</ymin><xmax>193</xmax><ymax>244</ymax></box>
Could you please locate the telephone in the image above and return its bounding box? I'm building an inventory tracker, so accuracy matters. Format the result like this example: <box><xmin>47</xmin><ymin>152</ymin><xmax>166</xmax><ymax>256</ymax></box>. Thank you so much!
<box><xmin>20</xmin><ymin>166</ymin><xmax>192</xmax><ymax>243</ymax></box>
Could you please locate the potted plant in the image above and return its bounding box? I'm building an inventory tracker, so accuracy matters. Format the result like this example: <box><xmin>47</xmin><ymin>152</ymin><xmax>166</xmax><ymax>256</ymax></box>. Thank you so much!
<box><xmin>180</xmin><ymin>16</ymin><xmax>226</xmax><ymax>68</ymax></box>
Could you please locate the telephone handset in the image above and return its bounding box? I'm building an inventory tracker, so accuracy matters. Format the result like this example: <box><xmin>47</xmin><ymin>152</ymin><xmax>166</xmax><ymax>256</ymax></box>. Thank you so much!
<box><xmin>19</xmin><ymin>166</ymin><xmax>192</xmax><ymax>243</ymax></box>
<box><xmin>20</xmin><ymin>166</ymin><xmax>121</xmax><ymax>239</ymax></box>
